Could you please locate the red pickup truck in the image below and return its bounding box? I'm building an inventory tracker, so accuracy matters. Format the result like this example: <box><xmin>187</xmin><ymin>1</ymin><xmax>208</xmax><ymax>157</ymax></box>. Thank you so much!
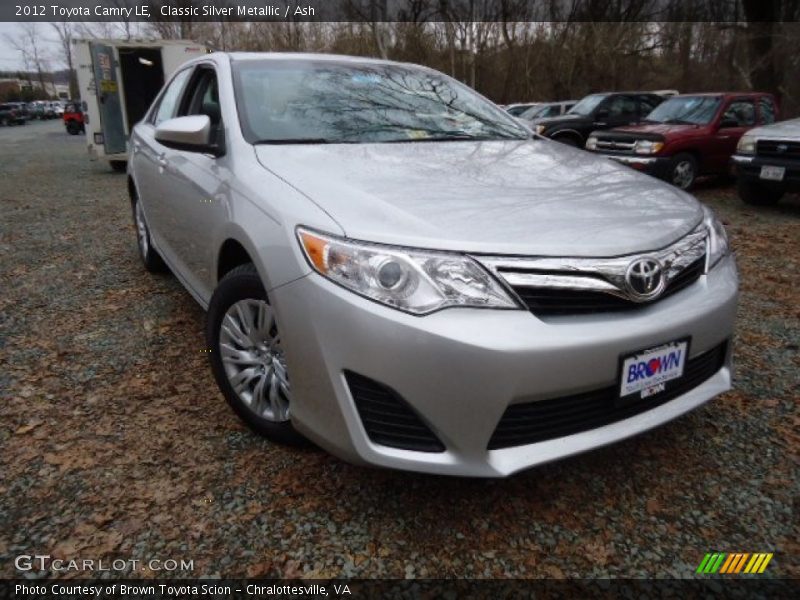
<box><xmin>585</xmin><ymin>92</ymin><xmax>778</xmax><ymax>189</ymax></box>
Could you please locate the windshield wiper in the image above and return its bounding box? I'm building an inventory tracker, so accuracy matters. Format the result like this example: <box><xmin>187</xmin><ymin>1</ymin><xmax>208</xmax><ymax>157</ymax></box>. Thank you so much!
<box><xmin>253</xmin><ymin>138</ymin><xmax>354</xmax><ymax>145</ymax></box>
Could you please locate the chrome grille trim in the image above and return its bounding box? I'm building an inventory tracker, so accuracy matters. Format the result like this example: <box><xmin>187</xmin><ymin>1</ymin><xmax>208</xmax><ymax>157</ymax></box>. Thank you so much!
<box><xmin>476</xmin><ymin>225</ymin><xmax>708</xmax><ymax>305</ymax></box>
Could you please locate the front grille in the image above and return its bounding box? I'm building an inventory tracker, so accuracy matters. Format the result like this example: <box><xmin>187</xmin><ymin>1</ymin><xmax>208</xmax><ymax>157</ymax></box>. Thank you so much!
<box><xmin>512</xmin><ymin>256</ymin><xmax>705</xmax><ymax>316</ymax></box>
<box><xmin>345</xmin><ymin>371</ymin><xmax>445</xmax><ymax>453</ymax></box>
<box><xmin>595</xmin><ymin>138</ymin><xmax>636</xmax><ymax>154</ymax></box>
<box><xmin>756</xmin><ymin>139</ymin><xmax>800</xmax><ymax>159</ymax></box>
<box><xmin>488</xmin><ymin>341</ymin><xmax>727</xmax><ymax>450</ymax></box>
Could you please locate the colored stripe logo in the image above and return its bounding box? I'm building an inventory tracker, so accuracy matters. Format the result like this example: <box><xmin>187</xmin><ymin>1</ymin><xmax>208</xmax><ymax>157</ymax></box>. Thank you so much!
<box><xmin>696</xmin><ymin>552</ymin><xmax>773</xmax><ymax>574</ymax></box>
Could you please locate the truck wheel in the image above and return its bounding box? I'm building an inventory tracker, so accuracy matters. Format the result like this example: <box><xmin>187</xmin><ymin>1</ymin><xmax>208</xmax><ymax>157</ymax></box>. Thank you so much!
<box><xmin>553</xmin><ymin>134</ymin><xmax>580</xmax><ymax>147</ymax></box>
<box><xmin>66</xmin><ymin>121</ymin><xmax>80</xmax><ymax>135</ymax></box>
<box><xmin>206</xmin><ymin>263</ymin><xmax>305</xmax><ymax>445</ymax></box>
<box><xmin>737</xmin><ymin>178</ymin><xmax>784</xmax><ymax>206</ymax></box>
<box><xmin>110</xmin><ymin>160</ymin><xmax>127</xmax><ymax>173</ymax></box>
<box><xmin>669</xmin><ymin>153</ymin><xmax>697</xmax><ymax>190</ymax></box>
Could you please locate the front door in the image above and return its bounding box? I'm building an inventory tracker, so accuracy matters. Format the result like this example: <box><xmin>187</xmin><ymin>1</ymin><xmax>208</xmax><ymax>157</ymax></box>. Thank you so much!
<box><xmin>90</xmin><ymin>44</ymin><xmax>126</xmax><ymax>155</ymax></box>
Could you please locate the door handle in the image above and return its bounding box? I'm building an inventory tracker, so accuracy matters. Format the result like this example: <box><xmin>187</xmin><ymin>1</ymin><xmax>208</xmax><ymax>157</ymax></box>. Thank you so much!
<box><xmin>132</xmin><ymin>141</ymin><xmax>141</xmax><ymax>153</ymax></box>
<box><xmin>157</xmin><ymin>153</ymin><xmax>167</xmax><ymax>167</ymax></box>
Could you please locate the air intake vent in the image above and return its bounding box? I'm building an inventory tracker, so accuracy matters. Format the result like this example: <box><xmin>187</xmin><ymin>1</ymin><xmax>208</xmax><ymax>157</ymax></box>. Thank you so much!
<box><xmin>488</xmin><ymin>341</ymin><xmax>727</xmax><ymax>450</ymax></box>
<box><xmin>345</xmin><ymin>371</ymin><xmax>445</xmax><ymax>453</ymax></box>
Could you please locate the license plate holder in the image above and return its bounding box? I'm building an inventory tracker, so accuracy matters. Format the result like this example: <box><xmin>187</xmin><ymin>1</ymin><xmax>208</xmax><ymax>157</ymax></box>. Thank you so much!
<box><xmin>759</xmin><ymin>165</ymin><xmax>785</xmax><ymax>181</ymax></box>
<box><xmin>616</xmin><ymin>337</ymin><xmax>691</xmax><ymax>406</ymax></box>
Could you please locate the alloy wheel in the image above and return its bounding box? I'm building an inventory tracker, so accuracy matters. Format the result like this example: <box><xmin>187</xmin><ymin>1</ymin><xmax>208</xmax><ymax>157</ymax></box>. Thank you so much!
<box><xmin>672</xmin><ymin>160</ymin><xmax>695</xmax><ymax>189</ymax></box>
<box><xmin>219</xmin><ymin>298</ymin><xmax>291</xmax><ymax>422</ymax></box>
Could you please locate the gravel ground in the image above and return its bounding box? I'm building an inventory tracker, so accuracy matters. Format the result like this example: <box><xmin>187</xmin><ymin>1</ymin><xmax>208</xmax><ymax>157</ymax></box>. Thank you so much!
<box><xmin>0</xmin><ymin>120</ymin><xmax>797</xmax><ymax>580</ymax></box>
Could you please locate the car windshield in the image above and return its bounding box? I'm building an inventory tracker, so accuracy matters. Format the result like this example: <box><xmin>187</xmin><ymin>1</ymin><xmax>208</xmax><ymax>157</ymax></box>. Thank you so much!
<box><xmin>520</xmin><ymin>104</ymin><xmax>549</xmax><ymax>119</ymax></box>
<box><xmin>567</xmin><ymin>94</ymin><xmax>608</xmax><ymax>116</ymax></box>
<box><xmin>645</xmin><ymin>96</ymin><xmax>722</xmax><ymax>125</ymax></box>
<box><xmin>233</xmin><ymin>60</ymin><xmax>529</xmax><ymax>144</ymax></box>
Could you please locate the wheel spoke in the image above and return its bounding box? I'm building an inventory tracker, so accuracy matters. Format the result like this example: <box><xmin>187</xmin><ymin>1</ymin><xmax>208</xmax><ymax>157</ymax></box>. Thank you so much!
<box><xmin>222</xmin><ymin>314</ymin><xmax>252</xmax><ymax>349</ymax></box>
<box><xmin>229</xmin><ymin>367</ymin><xmax>257</xmax><ymax>395</ymax></box>
<box><xmin>220</xmin><ymin>343</ymin><xmax>259</xmax><ymax>366</ymax></box>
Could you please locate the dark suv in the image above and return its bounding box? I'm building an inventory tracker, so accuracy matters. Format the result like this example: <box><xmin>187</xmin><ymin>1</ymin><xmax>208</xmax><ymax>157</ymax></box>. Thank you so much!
<box><xmin>533</xmin><ymin>92</ymin><xmax>664</xmax><ymax>146</ymax></box>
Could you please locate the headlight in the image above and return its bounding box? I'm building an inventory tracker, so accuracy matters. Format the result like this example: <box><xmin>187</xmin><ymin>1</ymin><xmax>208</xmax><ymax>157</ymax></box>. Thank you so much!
<box><xmin>737</xmin><ymin>134</ymin><xmax>756</xmax><ymax>155</ymax></box>
<box><xmin>297</xmin><ymin>228</ymin><xmax>519</xmax><ymax>315</ymax></box>
<box><xmin>535</xmin><ymin>124</ymin><xmax>546</xmax><ymax>135</ymax></box>
<box><xmin>633</xmin><ymin>139</ymin><xmax>664</xmax><ymax>155</ymax></box>
<box><xmin>585</xmin><ymin>136</ymin><xmax>598</xmax><ymax>151</ymax></box>
<box><xmin>702</xmin><ymin>206</ymin><xmax>730</xmax><ymax>271</ymax></box>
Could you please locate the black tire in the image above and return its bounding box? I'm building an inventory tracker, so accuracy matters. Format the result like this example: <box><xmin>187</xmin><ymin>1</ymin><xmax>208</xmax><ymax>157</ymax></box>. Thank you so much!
<box><xmin>553</xmin><ymin>134</ymin><xmax>580</xmax><ymax>147</ymax></box>
<box><xmin>206</xmin><ymin>263</ymin><xmax>304</xmax><ymax>445</ymax></box>
<box><xmin>66</xmin><ymin>121</ymin><xmax>80</xmax><ymax>135</ymax></box>
<box><xmin>669</xmin><ymin>153</ymin><xmax>698</xmax><ymax>190</ymax></box>
<box><xmin>737</xmin><ymin>178</ymin><xmax>784</xmax><ymax>206</ymax></box>
<box><xmin>110</xmin><ymin>160</ymin><xmax>127</xmax><ymax>173</ymax></box>
<box><xmin>130</xmin><ymin>189</ymin><xmax>166</xmax><ymax>272</ymax></box>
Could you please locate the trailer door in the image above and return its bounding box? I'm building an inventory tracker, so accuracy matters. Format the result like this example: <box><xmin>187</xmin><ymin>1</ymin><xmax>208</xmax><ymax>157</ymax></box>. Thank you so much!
<box><xmin>90</xmin><ymin>43</ymin><xmax>127</xmax><ymax>155</ymax></box>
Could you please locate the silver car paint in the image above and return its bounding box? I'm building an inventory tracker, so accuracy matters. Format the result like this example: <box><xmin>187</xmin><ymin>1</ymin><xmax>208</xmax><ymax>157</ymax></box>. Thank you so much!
<box><xmin>739</xmin><ymin>116</ymin><xmax>800</xmax><ymax>140</ymax></box>
<box><xmin>130</xmin><ymin>52</ymin><xmax>737</xmax><ymax>476</ymax></box>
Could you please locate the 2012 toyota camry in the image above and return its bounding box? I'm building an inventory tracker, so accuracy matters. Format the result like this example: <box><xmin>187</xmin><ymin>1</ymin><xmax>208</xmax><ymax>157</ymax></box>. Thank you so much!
<box><xmin>128</xmin><ymin>53</ymin><xmax>737</xmax><ymax>477</ymax></box>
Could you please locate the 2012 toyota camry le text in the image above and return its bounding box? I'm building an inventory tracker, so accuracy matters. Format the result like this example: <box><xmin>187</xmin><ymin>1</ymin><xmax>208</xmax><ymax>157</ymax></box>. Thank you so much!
<box><xmin>127</xmin><ymin>53</ymin><xmax>738</xmax><ymax>477</ymax></box>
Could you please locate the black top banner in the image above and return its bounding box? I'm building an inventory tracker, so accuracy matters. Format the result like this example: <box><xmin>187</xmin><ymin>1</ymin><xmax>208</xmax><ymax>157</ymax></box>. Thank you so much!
<box><xmin>2</xmin><ymin>0</ymin><xmax>799</xmax><ymax>23</ymax></box>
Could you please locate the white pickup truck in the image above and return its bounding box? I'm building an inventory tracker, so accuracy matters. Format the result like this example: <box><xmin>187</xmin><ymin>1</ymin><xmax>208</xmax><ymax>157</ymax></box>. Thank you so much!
<box><xmin>74</xmin><ymin>38</ymin><xmax>206</xmax><ymax>171</ymax></box>
<box><xmin>732</xmin><ymin>117</ymin><xmax>800</xmax><ymax>205</ymax></box>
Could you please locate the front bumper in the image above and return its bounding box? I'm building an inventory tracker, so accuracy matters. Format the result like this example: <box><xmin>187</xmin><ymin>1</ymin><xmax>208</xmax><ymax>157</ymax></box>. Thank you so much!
<box><xmin>731</xmin><ymin>154</ymin><xmax>800</xmax><ymax>190</ymax></box>
<box><xmin>271</xmin><ymin>255</ymin><xmax>738</xmax><ymax>477</ymax></box>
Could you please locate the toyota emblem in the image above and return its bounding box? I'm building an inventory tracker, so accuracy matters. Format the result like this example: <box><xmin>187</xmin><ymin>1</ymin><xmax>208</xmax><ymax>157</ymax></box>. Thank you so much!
<box><xmin>625</xmin><ymin>257</ymin><xmax>665</xmax><ymax>301</ymax></box>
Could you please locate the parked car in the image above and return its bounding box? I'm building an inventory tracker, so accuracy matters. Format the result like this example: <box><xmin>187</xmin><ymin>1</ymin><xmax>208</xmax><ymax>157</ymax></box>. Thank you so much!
<box><xmin>63</xmin><ymin>101</ymin><xmax>85</xmax><ymax>135</ymax></box>
<box><xmin>50</xmin><ymin>101</ymin><xmax>65</xmax><ymax>117</ymax></box>
<box><xmin>585</xmin><ymin>93</ymin><xmax>778</xmax><ymax>190</ymax></box>
<box><xmin>534</xmin><ymin>92</ymin><xmax>665</xmax><ymax>146</ymax></box>
<box><xmin>129</xmin><ymin>53</ymin><xmax>736</xmax><ymax>477</ymax></box>
<box><xmin>505</xmin><ymin>102</ymin><xmax>541</xmax><ymax>116</ymax></box>
<box><xmin>731</xmin><ymin>117</ymin><xmax>800</xmax><ymax>205</ymax></box>
<box><xmin>0</xmin><ymin>103</ymin><xmax>21</xmax><ymax>126</ymax></box>
<box><xmin>4</xmin><ymin>102</ymin><xmax>29</xmax><ymax>124</ymax></box>
<box><xmin>653</xmin><ymin>89</ymin><xmax>680</xmax><ymax>98</ymax></box>
<box><xmin>519</xmin><ymin>100</ymin><xmax>577</xmax><ymax>122</ymax></box>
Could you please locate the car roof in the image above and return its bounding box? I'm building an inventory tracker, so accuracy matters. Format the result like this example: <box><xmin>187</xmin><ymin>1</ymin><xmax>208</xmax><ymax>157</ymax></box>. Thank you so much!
<box><xmin>225</xmin><ymin>51</ymin><xmax>410</xmax><ymax>68</ymax></box>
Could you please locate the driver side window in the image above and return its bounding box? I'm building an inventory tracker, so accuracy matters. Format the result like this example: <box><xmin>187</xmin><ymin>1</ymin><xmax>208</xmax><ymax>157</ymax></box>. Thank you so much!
<box><xmin>606</xmin><ymin>95</ymin><xmax>637</xmax><ymax>118</ymax></box>
<box><xmin>722</xmin><ymin>100</ymin><xmax>755</xmax><ymax>127</ymax></box>
<box><xmin>178</xmin><ymin>68</ymin><xmax>222</xmax><ymax>144</ymax></box>
<box><xmin>151</xmin><ymin>68</ymin><xmax>192</xmax><ymax>126</ymax></box>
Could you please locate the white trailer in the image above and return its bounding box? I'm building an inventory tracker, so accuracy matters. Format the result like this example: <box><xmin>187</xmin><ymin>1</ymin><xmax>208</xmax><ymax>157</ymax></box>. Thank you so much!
<box><xmin>74</xmin><ymin>38</ymin><xmax>207</xmax><ymax>171</ymax></box>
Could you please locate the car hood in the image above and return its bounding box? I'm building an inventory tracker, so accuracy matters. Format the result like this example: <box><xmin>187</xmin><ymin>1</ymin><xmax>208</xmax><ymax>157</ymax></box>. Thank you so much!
<box><xmin>254</xmin><ymin>139</ymin><xmax>703</xmax><ymax>257</ymax></box>
<box><xmin>747</xmin><ymin>117</ymin><xmax>800</xmax><ymax>139</ymax></box>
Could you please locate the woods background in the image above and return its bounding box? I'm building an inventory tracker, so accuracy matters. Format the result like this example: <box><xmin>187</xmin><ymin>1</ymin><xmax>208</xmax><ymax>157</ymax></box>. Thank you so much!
<box><xmin>4</xmin><ymin>0</ymin><xmax>800</xmax><ymax>117</ymax></box>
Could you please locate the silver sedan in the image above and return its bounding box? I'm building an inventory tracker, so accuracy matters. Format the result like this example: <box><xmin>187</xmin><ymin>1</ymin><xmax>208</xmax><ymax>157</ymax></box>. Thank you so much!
<box><xmin>128</xmin><ymin>53</ymin><xmax>737</xmax><ymax>477</ymax></box>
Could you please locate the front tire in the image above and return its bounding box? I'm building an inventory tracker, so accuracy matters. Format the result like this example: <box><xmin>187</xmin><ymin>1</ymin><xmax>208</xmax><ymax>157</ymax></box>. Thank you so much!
<box><xmin>206</xmin><ymin>264</ymin><xmax>304</xmax><ymax>445</ymax></box>
<box><xmin>669</xmin><ymin>153</ymin><xmax>697</xmax><ymax>190</ymax></box>
<box><xmin>737</xmin><ymin>178</ymin><xmax>784</xmax><ymax>206</ymax></box>
<box><xmin>553</xmin><ymin>134</ymin><xmax>580</xmax><ymax>147</ymax></box>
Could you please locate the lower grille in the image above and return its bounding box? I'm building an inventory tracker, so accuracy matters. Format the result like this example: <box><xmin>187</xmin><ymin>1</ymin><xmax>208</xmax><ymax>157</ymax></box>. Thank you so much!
<box><xmin>488</xmin><ymin>341</ymin><xmax>728</xmax><ymax>450</ymax></box>
<box><xmin>345</xmin><ymin>371</ymin><xmax>445</xmax><ymax>453</ymax></box>
<box><xmin>512</xmin><ymin>256</ymin><xmax>705</xmax><ymax>317</ymax></box>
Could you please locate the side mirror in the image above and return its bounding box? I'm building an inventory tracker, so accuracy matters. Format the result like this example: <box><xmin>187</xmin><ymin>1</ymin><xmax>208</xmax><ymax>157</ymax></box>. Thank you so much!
<box><xmin>155</xmin><ymin>115</ymin><xmax>223</xmax><ymax>156</ymax></box>
<box><xmin>719</xmin><ymin>117</ymin><xmax>739</xmax><ymax>128</ymax></box>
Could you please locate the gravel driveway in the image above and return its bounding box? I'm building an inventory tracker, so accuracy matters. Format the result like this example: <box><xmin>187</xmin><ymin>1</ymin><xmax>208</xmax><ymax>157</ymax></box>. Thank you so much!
<box><xmin>0</xmin><ymin>120</ymin><xmax>797</xmax><ymax>580</ymax></box>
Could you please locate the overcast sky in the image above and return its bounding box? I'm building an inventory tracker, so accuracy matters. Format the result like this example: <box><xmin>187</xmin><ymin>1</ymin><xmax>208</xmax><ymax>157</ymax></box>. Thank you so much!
<box><xmin>0</xmin><ymin>23</ymin><xmax>65</xmax><ymax>71</ymax></box>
